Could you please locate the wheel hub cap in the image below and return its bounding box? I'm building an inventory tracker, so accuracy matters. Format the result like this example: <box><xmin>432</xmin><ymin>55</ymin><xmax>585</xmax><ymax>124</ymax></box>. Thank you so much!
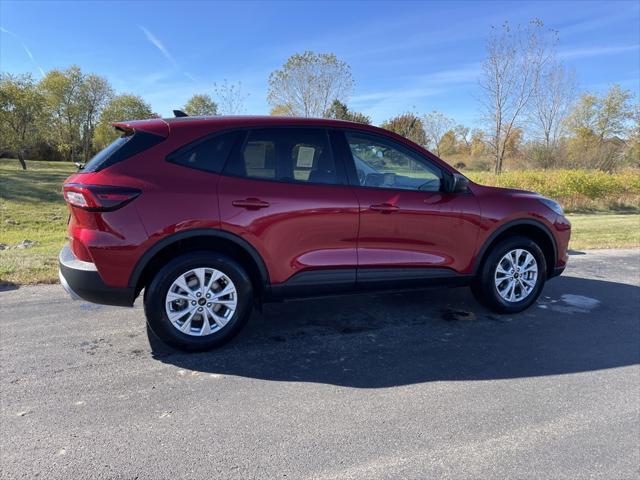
<box><xmin>165</xmin><ymin>267</ymin><xmax>238</xmax><ymax>336</ymax></box>
<box><xmin>494</xmin><ymin>249</ymin><xmax>538</xmax><ymax>303</ymax></box>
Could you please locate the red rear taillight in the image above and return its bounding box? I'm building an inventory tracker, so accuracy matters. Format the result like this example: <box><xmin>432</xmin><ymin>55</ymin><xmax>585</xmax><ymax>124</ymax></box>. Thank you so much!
<box><xmin>63</xmin><ymin>184</ymin><xmax>141</xmax><ymax>211</ymax></box>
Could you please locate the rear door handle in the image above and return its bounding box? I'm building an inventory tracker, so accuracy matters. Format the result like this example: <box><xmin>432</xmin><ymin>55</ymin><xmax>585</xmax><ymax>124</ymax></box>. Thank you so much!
<box><xmin>370</xmin><ymin>203</ymin><xmax>399</xmax><ymax>213</ymax></box>
<box><xmin>232</xmin><ymin>198</ymin><xmax>270</xmax><ymax>210</ymax></box>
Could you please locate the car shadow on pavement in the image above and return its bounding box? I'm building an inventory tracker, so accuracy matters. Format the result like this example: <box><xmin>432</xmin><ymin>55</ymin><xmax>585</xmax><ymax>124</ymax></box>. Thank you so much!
<box><xmin>148</xmin><ymin>276</ymin><xmax>640</xmax><ymax>388</ymax></box>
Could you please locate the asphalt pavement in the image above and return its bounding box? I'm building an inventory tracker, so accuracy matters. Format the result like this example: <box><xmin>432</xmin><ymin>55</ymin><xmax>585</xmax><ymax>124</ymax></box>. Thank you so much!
<box><xmin>1</xmin><ymin>249</ymin><xmax>639</xmax><ymax>479</ymax></box>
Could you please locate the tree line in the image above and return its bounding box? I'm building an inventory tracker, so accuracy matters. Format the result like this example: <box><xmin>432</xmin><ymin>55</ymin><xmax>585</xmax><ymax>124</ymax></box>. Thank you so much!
<box><xmin>1</xmin><ymin>19</ymin><xmax>637</xmax><ymax>172</ymax></box>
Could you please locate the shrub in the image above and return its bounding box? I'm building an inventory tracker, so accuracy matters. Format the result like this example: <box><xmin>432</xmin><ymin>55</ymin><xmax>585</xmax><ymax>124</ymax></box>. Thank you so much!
<box><xmin>466</xmin><ymin>169</ymin><xmax>640</xmax><ymax>212</ymax></box>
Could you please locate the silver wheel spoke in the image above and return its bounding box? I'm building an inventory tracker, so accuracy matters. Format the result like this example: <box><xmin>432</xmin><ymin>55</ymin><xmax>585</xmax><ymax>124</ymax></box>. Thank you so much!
<box><xmin>166</xmin><ymin>291</ymin><xmax>192</xmax><ymax>302</ymax></box>
<box><xmin>174</xmin><ymin>276</ymin><xmax>195</xmax><ymax>298</ymax></box>
<box><xmin>165</xmin><ymin>267</ymin><xmax>238</xmax><ymax>337</ymax></box>
<box><xmin>201</xmin><ymin>311</ymin><xmax>213</xmax><ymax>335</ymax></box>
<box><xmin>207</xmin><ymin>306</ymin><xmax>228</xmax><ymax>328</ymax></box>
<box><xmin>194</xmin><ymin>268</ymin><xmax>206</xmax><ymax>295</ymax></box>
<box><xmin>180</xmin><ymin>309</ymin><xmax>198</xmax><ymax>333</ymax></box>
<box><xmin>212</xmin><ymin>283</ymin><xmax>235</xmax><ymax>300</ymax></box>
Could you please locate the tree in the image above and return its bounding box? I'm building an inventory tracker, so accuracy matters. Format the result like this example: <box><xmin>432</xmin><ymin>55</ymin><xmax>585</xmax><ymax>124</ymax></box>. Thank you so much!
<box><xmin>269</xmin><ymin>104</ymin><xmax>295</xmax><ymax>116</ymax></box>
<box><xmin>423</xmin><ymin>111</ymin><xmax>454</xmax><ymax>156</ymax></box>
<box><xmin>565</xmin><ymin>84</ymin><xmax>634</xmax><ymax>170</ymax></box>
<box><xmin>93</xmin><ymin>94</ymin><xmax>154</xmax><ymax>150</ymax></box>
<box><xmin>454</xmin><ymin>125</ymin><xmax>471</xmax><ymax>154</ymax></box>
<box><xmin>79</xmin><ymin>74</ymin><xmax>113</xmax><ymax>162</ymax></box>
<box><xmin>183</xmin><ymin>93</ymin><xmax>218</xmax><ymax>116</ymax></box>
<box><xmin>0</xmin><ymin>73</ymin><xmax>44</xmax><ymax>169</ymax></box>
<box><xmin>479</xmin><ymin>20</ymin><xmax>556</xmax><ymax>173</ymax></box>
<box><xmin>380</xmin><ymin>113</ymin><xmax>427</xmax><ymax>146</ymax></box>
<box><xmin>438</xmin><ymin>130</ymin><xmax>458</xmax><ymax>157</ymax></box>
<box><xmin>39</xmin><ymin>66</ymin><xmax>85</xmax><ymax>162</ymax></box>
<box><xmin>324</xmin><ymin>99</ymin><xmax>370</xmax><ymax>124</ymax></box>
<box><xmin>529</xmin><ymin>61</ymin><xmax>576</xmax><ymax>166</ymax></box>
<box><xmin>213</xmin><ymin>80</ymin><xmax>248</xmax><ymax>115</ymax></box>
<box><xmin>268</xmin><ymin>51</ymin><xmax>354</xmax><ymax>117</ymax></box>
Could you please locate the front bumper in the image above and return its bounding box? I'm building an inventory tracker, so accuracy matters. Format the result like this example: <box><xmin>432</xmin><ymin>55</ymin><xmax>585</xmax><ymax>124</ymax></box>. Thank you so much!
<box><xmin>59</xmin><ymin>244</ymin><xmax>134</xmax><ymax>307</ymax></box>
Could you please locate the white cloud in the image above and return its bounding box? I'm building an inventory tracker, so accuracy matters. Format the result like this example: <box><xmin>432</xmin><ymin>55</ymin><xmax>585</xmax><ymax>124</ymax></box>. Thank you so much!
<box><xmin>138</xmin><ymin>25</ymin><xmax>177</xmax><ymax>67</ymax></box>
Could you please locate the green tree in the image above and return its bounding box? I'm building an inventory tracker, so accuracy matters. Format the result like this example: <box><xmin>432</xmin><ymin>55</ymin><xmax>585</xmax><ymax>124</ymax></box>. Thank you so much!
<box><xmin>380</xmin><ymin>113</ymin><xmax>427</xmax><ymax>146</ymax></box>
<box><xmin>183</xmin><ymin>93</ymin><xmax>218</xmax><ymax>116</ymax></box>
<box><xmin>565</xmin><ymin>85</ymin><xmax>634</xmax><ymax>170</ymax></box>
<box><xmin>39</xmin><ymin>66</ymin><xmax>85</xmax><ymax>162</ymax></box>
<box><xmin>268</xmin><ymin>51</ymin><xmax>354</xmax><ymax>117</ymax></box>
<box><xmin>93</xmin><ymin>94</ymin><xmax>154</xmax><ymax>150</ymax></box>
<box><xmin>324</xmin><ymin>99</ymin><xmax>370</xmax><ymax>124</ymax></box>
<box><xmin>438</xmin><ymin>130</ymin><xmax>458</xmax><ymax>157</ymax></box>
<box><xmin>0</xmin><ymin>73</ymin><xmax>44</xmax><ymax>169</ymax></box>
<box><xmin>79</xmin><ymin>74</ymin><xmax>113</xmax><ymax>161</ymax></box>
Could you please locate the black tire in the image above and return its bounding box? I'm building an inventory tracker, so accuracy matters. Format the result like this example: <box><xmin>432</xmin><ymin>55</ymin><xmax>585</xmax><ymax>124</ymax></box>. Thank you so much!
<box><xmin>471</xmin><ymin>235</ymin><xmax>547</xmax><ymax>314</ymax></box>
<box><xmin>144</xmin><ymin>251</ymin><xmax>253</xmax><ymax>351</ymax></box>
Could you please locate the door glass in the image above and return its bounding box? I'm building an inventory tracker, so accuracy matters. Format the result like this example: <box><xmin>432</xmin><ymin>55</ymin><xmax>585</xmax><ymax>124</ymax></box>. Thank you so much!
<box><xmin>225</xmin><ymin>128</ymin><xmax>342</xmax><ymax>185</ymax></box>
<box><xmin>346</xmin><ymin>132</ymin><xmax>442</xmax><ymax>192</ymax></box>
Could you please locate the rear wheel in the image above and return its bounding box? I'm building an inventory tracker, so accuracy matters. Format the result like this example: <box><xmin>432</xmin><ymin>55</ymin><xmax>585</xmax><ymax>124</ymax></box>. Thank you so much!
<box><xmin>471</xmin><ymin>236</ymin><xmax>547</xmax><ymax>313</ymax></box>
<box><xmin>144</xmin><ymin>251</ymin><xmax>253</xmax><ymax>351</ymax></box>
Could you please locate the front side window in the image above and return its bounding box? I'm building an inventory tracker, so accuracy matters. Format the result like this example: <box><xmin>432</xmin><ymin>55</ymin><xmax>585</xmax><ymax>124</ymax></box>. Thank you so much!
<box><xmin>346</xmin><ymin>132</ymin><xmax>442</xmax><ymax>192</ymax></box>
<box><xmin>225</xmin><ymin>128</ymin><xmax>341</xmax><ymax>185</ymax></box>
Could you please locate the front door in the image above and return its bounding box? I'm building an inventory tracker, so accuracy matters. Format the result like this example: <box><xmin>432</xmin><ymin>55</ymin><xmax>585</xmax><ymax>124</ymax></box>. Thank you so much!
<box><xmin>340</xmin><ymin>130</ymin><xmax>480</xmax><ymax>277</ymax></box>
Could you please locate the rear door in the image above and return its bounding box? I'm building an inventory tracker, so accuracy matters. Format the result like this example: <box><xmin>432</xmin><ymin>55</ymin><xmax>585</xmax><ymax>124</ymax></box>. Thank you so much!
<box><xmin>218</xmin><ymin>127</ymin><xmax>360</xmax><ymax>290</ymax></box>
<box><xmin>338</xmin><ymin>130</ymin><xmax>480</xmax><ymax>281</ymax></box>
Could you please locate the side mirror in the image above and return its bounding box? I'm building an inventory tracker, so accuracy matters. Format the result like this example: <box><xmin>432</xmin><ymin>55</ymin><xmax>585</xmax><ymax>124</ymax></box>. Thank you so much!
<box><xmin>447</xmin><ymin>173</ymin><xmax>469</xmax><ymax>193</ymax></box>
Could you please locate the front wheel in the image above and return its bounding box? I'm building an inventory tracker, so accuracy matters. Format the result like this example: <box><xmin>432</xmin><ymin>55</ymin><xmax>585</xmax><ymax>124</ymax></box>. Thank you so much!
<box><xmin>471</xmin><ymin>236</ymin><xmax>547</xmax><ymax>314</ymax></box>
<box><xmin>144</xmin><ymin>251</ymin><xmax>254</xmax><ymax>351</ymax></box>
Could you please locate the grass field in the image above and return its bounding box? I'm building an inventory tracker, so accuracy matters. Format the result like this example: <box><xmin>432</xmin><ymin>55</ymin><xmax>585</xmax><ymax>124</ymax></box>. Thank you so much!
<box><xmin>1</xmin><ymin>159</ymin><xmax>639</xmax><ymax>284</ymax></box>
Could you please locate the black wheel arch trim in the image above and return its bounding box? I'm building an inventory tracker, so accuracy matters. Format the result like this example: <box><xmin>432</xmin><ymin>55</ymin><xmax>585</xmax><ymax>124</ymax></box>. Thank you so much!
<box><xmin>472</xmin><ymin>219</ymin><xmax>557</xmax><ymax>275</ymax></box>
<box><xmin>128</xmin><ymin>228</ymin><xmax>270</xmax><ymax>291</ymax></box>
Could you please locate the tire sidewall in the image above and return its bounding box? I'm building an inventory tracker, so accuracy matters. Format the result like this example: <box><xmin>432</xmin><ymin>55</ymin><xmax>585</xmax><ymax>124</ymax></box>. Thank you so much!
<box><xmin>480</xmin><ymin>236</ymin><xmax>547</xmax><ymax>313</ymax></box>
<box><xmin>144</xmin><ymin>251</ymin><xmax>253</xmax><ymax>350</ymax></box>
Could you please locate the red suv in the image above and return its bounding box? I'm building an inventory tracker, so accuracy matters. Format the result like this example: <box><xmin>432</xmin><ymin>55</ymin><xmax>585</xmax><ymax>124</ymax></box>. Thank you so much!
<box><xmin>60</xmin><ymin>115</ymin><xmax>571</xmax><ymax>351</ymax></box>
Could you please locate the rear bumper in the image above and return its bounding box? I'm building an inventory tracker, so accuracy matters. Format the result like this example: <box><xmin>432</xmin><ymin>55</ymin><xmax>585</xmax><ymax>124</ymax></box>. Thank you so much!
<box><xmin>58</xmin><ymin>244</ymin><xmax>134</xmax><ymax>307</ymax></box>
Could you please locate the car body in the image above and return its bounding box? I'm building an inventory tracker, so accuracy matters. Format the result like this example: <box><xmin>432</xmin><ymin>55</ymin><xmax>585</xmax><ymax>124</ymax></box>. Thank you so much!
<box><xmin>59</xmin><ymin>115</ymin><xmax>571</xmax><ymax>350</ymax></box>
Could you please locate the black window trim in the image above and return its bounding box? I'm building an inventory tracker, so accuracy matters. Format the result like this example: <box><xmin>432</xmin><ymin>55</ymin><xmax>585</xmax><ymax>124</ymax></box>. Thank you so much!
<box><xmin>337</xmin><ymin>128</ymin><xmax>448</xmax><ymax>193</ymax></box>
<box><xmin>220</xmin><ymin>126</ymin><xmax>350</xmax><ymax>187</ymax></box>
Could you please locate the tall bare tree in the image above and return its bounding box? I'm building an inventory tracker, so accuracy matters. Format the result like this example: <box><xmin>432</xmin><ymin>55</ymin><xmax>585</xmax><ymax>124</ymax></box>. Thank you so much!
<box><xmin>422</xmin><ymin>111</ymin><xmax>454</xmax><ymax>156</ymax></box>
<box><xmin>268</xmin><ymin>51</ymin><xmax>354</xmax><ymax>117</ymax></box>
<box><xmin>213</xmin><ymin>80</ymin><xmax>248</xmax><ymax>115</ymax></box>
<box><xmin>479</xmin><ymin>20</ymin><xmax>556</xmax><ymax>173</ymax></box>
<box><xmin>530</xmin><ymin>61</ymin><xmax>576</xmax><ymax>156</ymax></box>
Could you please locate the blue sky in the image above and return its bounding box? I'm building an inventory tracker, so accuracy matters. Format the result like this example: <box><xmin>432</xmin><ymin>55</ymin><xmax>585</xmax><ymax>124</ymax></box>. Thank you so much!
<box><xmin>1</xmin><ymin>0</ymin><xmax>638</xmax><ymax>125</ymax></box>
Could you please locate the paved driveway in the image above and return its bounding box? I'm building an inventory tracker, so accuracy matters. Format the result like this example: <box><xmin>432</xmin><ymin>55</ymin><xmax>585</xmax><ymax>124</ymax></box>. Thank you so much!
<box><xmin>1</xmin><ymin>249</ymin><xmax>639</xmax><ymax>479</ymax></box>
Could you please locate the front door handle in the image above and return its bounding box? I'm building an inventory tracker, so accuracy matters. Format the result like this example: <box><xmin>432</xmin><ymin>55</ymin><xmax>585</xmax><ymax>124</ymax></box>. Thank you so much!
<box><xmin>232</xmin><ymin>198</ymin><xmax>270</xmax><ymax>210</ymax></box>
<box><xmin>370</xmin><ymin>203</ymin><xmax>399</xmax><ymax>213</ymax></box>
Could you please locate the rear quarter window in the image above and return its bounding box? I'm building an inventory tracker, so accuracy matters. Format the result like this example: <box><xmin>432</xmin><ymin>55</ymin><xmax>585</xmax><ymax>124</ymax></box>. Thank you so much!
<box><xmin>82</xmin><ymin>130</ymin><xmax>165</xmax><ymax>173</ymax></box>
<box><xmin>166</xmin><ymin>131</ymin><xmax>239</xmax><ymax>173</ymax></box>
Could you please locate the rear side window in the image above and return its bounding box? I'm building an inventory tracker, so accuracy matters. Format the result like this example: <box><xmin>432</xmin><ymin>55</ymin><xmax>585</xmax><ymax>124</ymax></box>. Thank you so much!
<box><xmin>224</xmin><ymin>128</ymin><xmax>343</xmax><ymax>185</ymax></box>
<box><xmin>167</xmin><ymin>131</ymin><xmax>238</xmax><ymax>173</ymax></box>
<box><xmin>82</xmin><ymin>130</ymin><xmax>165</xmax><ymax>173</ymax></box>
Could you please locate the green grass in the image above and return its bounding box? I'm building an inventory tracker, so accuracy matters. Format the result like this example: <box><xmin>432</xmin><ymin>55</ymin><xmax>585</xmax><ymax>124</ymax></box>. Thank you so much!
<box><xmin>567</xmin><ymin>213</ymin><xmax>640</xmax><ymax>250</ymax></box>
<box><xmin>1</xmin><ymin>159</ymin><xmax>639</xmax><ymax>284</ymax></box>
<box><xmin>0</xmin><ymin>159</ymin><xmax>74</xmax><ymax>285</ymax></box>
